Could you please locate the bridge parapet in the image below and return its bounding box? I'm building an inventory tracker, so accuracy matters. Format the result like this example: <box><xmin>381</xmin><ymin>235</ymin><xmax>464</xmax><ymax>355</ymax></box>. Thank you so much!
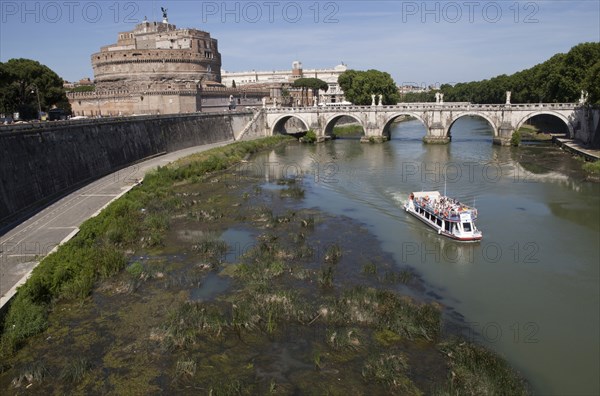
<box><xmin>264</xmin><ymin>103</ymin><xmax>579</xmax><ymax>113</ymax></box>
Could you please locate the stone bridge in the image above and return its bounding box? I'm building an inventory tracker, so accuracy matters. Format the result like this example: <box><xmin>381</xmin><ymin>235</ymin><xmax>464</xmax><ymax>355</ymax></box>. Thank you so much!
<box><xmin>260</xmin><ymin>102</ymin><xmax>586</xmax><ymax>145</ymax></box>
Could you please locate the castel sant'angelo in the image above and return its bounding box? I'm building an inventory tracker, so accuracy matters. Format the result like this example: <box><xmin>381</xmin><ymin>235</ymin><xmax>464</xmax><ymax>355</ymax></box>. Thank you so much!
<box><xmin>68</xmin><ymin>10</ymin><xmax>265</xmax><ymax>116</ymax></box>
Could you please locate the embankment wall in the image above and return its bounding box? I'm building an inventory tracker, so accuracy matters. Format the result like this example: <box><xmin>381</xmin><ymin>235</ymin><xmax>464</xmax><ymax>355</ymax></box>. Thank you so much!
<box><xmin>0</xmin><ymin>112</ymin><xmax>254</xmax><ymax>228</ymax></box>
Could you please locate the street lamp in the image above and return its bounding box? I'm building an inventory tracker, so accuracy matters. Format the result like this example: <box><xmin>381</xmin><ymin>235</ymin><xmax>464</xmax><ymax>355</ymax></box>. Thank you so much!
<box><xmin>29</xmin><ymin>84</ymin><xmax>42</xmax><ymax>120</ymax></box>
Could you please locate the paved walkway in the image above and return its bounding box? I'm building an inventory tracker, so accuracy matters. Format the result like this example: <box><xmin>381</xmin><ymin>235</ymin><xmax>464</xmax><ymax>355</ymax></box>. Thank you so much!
<box><xmin>0</xmin><ymin>140</ymin><xmax>234</xmax><ymax>309</ymax></box>
<box><xmin>553</xmin><ymin>136</ymin><xmax>600</xmax><ymax>160</ymax></box>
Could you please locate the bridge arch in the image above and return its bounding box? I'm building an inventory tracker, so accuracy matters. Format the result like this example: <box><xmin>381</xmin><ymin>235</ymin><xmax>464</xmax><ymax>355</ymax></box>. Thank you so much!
<box><xmin>382</xmin><ymin>112</ymin><xmax>428</xmax><ymax>139</ymax></box>
<box><xmin>447</xmin><ymin>112</ymin><xmax>499</xmax><ymax>137</ymax></box>
<box><xmin>515</xmin><ymin>111</ymin><xmax>574</xmax><ymax>138</ymax></box>
<box><xmin>270</xmin><ymin>114</ymin><xmax>310</xmax><ymax>136</ymax></box>
<box><xmin>323</xmin><ymin>113</ymin><xmax>366</xmax><ymax>137</ymax></box>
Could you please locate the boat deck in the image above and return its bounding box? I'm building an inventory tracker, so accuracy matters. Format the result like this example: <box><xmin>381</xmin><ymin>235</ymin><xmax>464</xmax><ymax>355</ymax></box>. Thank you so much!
<box><xmin>411</xmin><ymin>191</ymin><xmax>477</xmax><ymax>222</ymax></box>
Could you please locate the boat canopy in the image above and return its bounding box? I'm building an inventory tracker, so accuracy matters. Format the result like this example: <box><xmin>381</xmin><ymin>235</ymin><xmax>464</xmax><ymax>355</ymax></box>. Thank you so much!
<box><xmin>411</xmin><ymin>191</ymin><xmax>441</xmax><ymax>199</ymax></box>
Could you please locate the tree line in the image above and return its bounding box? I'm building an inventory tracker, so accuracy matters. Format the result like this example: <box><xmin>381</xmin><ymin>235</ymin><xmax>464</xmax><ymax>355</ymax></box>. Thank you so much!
<box><xmin>403</xmin><ymin>42</ymin><xmax>600</xmax><ymax>105</ymax></box>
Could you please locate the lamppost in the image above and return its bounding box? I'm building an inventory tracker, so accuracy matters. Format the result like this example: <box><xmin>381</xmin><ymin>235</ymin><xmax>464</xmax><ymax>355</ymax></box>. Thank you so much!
<box><xmin>29</xmin><ymin>84</ymin><xmax>42</xmax><ymax>119</ymax></box>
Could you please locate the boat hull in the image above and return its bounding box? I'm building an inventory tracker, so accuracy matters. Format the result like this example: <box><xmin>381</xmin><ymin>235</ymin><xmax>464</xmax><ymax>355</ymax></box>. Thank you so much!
<box><xmin>404</xmin><ymin>203</ymin><xmax>482</xmax><ymax>242</ymax></box>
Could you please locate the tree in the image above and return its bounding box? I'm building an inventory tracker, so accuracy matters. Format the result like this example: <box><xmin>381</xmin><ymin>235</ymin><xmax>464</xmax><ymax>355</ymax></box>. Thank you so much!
<box><xmin>0</xmin><ymin>58</ymin><xmax>71</xmax><ymax>119</ymax></box>
<box><xmin>584</xmin><ymin>61</ymin><xmax>600</xmax><ymax>105</ymax></box>
<box><xmin>338</xmin><ymin>69</ymin><xmax>399</xmax><ymax>105</ymax></box>
<box><xmin>439</xmin><ymin>42</ymin><xmax>600</xmax><ymax>104</ymax></box>
<box><xmin>292</xmin><ymin>77</ymin><xmax>328</xmax><ymax>106</ymax></box>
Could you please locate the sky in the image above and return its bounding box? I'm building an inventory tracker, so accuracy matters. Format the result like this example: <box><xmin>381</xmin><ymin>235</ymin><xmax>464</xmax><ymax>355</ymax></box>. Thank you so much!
<box><xmin>1</xmin><ymin>0</ymin><xmax>599</xmax><ymax>87</ymax></box>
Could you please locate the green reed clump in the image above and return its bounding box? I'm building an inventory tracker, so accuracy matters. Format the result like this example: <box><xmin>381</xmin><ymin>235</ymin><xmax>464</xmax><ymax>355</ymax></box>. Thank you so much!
<box><xmin>60</xmin><ymin>357</ymin><xmax>91</xmax><ymax>383</ymax></box>
<box><xmin>362</xmin><ymin>261</ymin><xmax>377</xmax><ymax>275</ymax></box>
<box><xmin>362</xmin><ymin>353</ymin><xmax>422</xmax><ymax>395</ymax></box>
<box><xmin>192</xmin><ymin>233</ymin><xmax>228</xmax><ymax>262</ymax></box>
<box><xmin>324</xmin><ymin>244</ymin><xmax>342</xmax><ymax>264</ymax></box>
<box><xmin>142</xmin><ymin>212</ymin><xmax>170</xmax><ymax>247</ymax></box>
<box><xmin>11</xmin><ymin>361</ymin><xmax>48</xmax><ymax>388</ymax></box>
<box><xmin>175</xmin><ymin>358</ymin><xmax>197</xmax><ymax>378</ymax></box>
<box><xmin>436</xmin><ymin>338</ymin><xmax>530</xmax><ymax>396</ymax></box>
<box><xmin>323</xmin><ymin>287</ymin><xmax>440</xmax><ymax>341</ymax></box>
<box><xmin>232</xmin><ymin>235</ymin><xmax>288</xmax><ymax>283</ymax></box>
<box><xmin>326</xmin><ymin>327</ymin><xmax>362</xmax><ymax>351</ymax></box>
<box><xmin>162</xmin><ymin>302</ymin><xmax>229</xmax><ymax>350</ymax></box>
<box><xmin>318</xmin><ymin>266</ymin><xmax>334</xmax><ymax>288</ymax></box>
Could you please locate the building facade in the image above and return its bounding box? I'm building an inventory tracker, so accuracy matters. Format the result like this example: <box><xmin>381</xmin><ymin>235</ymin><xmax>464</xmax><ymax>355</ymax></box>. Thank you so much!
<box><xmin>69</xmin><ymin>15</ymin><xmax>265</xmax><ymax>116</ymax></box>
<box><xmin>221</xmin><ymin>61</ymin><xmax>349</xmax><ymax>105</ymax></box>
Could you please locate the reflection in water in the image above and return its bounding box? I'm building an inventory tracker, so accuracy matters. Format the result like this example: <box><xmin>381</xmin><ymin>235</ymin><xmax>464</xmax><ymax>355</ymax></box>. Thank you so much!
<box><xmin>250</xmin><ymin>117</ymin><xmax>600</xmax><ymax>395</ymax></box>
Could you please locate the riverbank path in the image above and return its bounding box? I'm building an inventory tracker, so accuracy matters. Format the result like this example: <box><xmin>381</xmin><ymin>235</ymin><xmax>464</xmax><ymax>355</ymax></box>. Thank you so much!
<box><xmin>0</xmin><ymin>139</ymin><xmax>234</xmax><ymax>310</ymax></box>
<box><xmin>553</xmin><ymin>136</ymin><xmax>600</xmax><ymax>160</ymax></box>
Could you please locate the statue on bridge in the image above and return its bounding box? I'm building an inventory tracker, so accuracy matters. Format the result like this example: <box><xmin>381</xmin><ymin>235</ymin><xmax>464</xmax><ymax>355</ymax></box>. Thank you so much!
<box><xmin>506</xmin><ymin>91</ymin><xmax>512</xmax><ymax>105</ymax></box>
<box><xmin>378</xmin><ymin>94</ymin><xmax>383</xmax><ymax>106</ymax></box>
<box><xmin>579</xmin><ymin>90</ymin><xmax>589</xmax><ymax>104</ymax></box>
<box><xmin>371</xmin><ymin>94</ymin><xmax>376</xmax><ymax>107</ymax></box>
<box><xmin>435</xmin><ymin>92</ymin><xmax>444</xmax><ymax>104</ymax></box>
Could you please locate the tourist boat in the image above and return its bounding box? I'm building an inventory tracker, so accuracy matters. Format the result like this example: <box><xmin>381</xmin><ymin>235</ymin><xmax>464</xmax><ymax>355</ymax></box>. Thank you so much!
<box><xmin>404</xmin><ymin>191</ymin><xmax>482</xmax><ymax>242</ymax></box>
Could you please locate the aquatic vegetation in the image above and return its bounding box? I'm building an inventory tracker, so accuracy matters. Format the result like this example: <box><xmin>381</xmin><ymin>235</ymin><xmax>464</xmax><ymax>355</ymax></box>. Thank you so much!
<box><xmin>324</xmin><ymin>287</ymin><xmax>441</xmax><ymax>341</ymax></box>
<box><xmin>192</xmin><ymin>233</ymin><xmax>228</xmax><ymax>262</ymax></box>
<box><xmin>362</xmin><ymin>261</ymin><xmax>377</xmax><ymax>275</ymax></box>
<box><xmin>361</xmin><ymin>353</ymin><xmax>422</xmax><ymax>395</ymax></box>
<box><xmin>373</xmin><ymin>329</ymin><xmax>403</xmax><ymax>346</ymax></box>
<box><xmin>384</xmin><ymin>269</ymin><xmax>414</xmax><ymax>285</ymax></box>
<box><xmin>0</xmin><ymin>134</ymin><xmax>531</xmax><ymax>393</ymax></box>
<box><xmin>326</xmin><ymin>327</ymin><xmax>362</xmax><ymax>351</ymax></box>
<box><xmin>299</xmin><ymin>215</ymin><xmax>315</xmax><ymax>229</ymax></box>
<box><xmin>126</xmin><ymin>261</ymin><xmax>145</xmax><ymax>279</ymax></box>
<box><xmin>280</xmin><ymin>186</ymin><xmax>305</xmax><ymax>199</ymax></box>
<box><xmin>582</xmin><ymin>159</ymin><xmax>600</xmax><ymax>176</ymax></box>
<box><xmin>319</xmin><ymin>266</ymin><xmax>335</xmax><ymax>288</ymax></box>
<box><xmin>11</xmin><ymin>361</ymin><xmax>48</xmax><ymax>388</ymax></box>
<box><xmin>324</xmin><ymin>244</ymin><xmax>342</xmax><ymax>264</ymax></box>
<box><xmin>276</xmin><ymin>177</ymin><xmax>298</xmax><ymax>186</ymax></box>
<box><xmin>312</xmin><ymin>349</ymin><xmax>322</xmax><ymax>370</ymax></box>
<box><xmin>301</xmin><ymin>129</ymin><xmax>318</xmax><ymax>143</ymax></box>
<box><xmin>60</xmin><ymin>357</ymin><xmax>91</xmax><ymax>383</ymax></box>
<box><xmin>162</xmin><ymin>302</ymin><xmax>229</xmax><ymax>350</ymax></box>
<box><xmin>436</xmin><ymin>338</ymin><xmax>530</xmax><ymax>396</ymax></box>
<box><xmin>175</xmin><ymin>358</ymin><xmax>197</xmax><ymax>378</ymax></box>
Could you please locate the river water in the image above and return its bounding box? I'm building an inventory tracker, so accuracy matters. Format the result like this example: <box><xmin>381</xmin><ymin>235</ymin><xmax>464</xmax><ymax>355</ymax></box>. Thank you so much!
<box><xmin>251</xmin><ymin>117</ymin><xmax>600</xmax><ymax>395</ymax></box>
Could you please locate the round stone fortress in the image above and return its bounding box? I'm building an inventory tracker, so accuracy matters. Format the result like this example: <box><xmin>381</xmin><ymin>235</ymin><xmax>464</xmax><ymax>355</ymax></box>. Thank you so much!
<box><xmin>69</xmin><ymin>15</ymin><xmax>264</xmax><ymax>116</ymax></box>
<box><xmin>92</xmin><ymin>18</ymin><xmax>221</xmax><ymax>92</ymax></box>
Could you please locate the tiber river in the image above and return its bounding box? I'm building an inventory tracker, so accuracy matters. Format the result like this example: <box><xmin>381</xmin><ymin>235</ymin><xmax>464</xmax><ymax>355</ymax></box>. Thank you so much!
<box><xmin>249</xmin><ymin>117</ymin><xmax>599</xmax><ymax>395</ymax></box>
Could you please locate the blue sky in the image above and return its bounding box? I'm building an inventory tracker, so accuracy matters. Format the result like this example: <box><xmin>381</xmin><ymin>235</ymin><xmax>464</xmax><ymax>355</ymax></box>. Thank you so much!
<box><xmin>1</xmin><ymin>0</ymin><xmax>598</xmax><ymax>86</ymax></box>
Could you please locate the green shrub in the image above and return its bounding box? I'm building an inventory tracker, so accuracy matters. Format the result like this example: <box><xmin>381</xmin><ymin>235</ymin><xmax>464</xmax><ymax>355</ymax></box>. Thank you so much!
<box><xmin>511</xmin><ymin>131</ymin><xmax>521</xmax><ymax>146</ymax></box>
<box><xmin>0</xmin><ymin>297</ymin><xmax>47</xmax><ymax>355</ymax></box>
<box><xmin>302</xmin><ymin>130</ymin><xmax>317</xmax><ymax>143</ymax></box>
